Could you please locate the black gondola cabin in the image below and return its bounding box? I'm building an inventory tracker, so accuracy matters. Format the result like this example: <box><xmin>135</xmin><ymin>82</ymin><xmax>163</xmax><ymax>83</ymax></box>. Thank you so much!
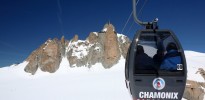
<box><xmin>125</xmin><ymin>29</ymin><xmax>187</xmax><ymax>100</ymax></box>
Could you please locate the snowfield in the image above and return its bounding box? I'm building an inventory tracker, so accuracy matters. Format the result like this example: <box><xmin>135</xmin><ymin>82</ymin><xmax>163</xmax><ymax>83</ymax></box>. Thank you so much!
<box><xmin>0</xmin><ymin>50</ymin><xmax>205</xmax><ymax>100</ymax></box>
<box><xmin>0</xmin><ymin>57</ymin><xmax>131</xmax><ymax>100</ymax></box>
<box><xmin>185</xmin><ymin>51</ymin><xmax>205</xmax><ymax>82</ymax></box>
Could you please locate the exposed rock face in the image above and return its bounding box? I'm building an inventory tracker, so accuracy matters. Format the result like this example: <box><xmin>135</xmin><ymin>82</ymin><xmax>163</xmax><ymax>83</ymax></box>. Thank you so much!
<box><xmin>197</xmin><ymin>68</ymin><xmax>205</xmax><ymax>80</ymax></box>
<box><xmin>24</xmin><ymin>22</ymin><xmax>131</xmax><ymax>74</ymax></box>
<box><xmin>101</xmin><ymin>22</ymin><xmax>115</xmax><ymax>32</ymax></box>
<box><xmin>66</xmin><ymin>23</ymin><xmax>130</xmax><ymax>68</ymax></box>
<box><xmin>25</xmin><ymin>38</ymin><xmax>63</xmax><ymax>74</ymax></box>
<box><xmin>102</xmin><ymin>24</ymin><xmax>121</xmax><ymax>68</ymax></box>
<box><xmin>118</xmin><ymin>34</ymin><xmax>131</xmax><ymax>58</ymax></box>
<box><xmin>67</xmin><ymin>40</ymin><xmax>91</xmax><ymax>67</ymax></box>
<box><xmin>39</xmin><ymin>38</ymin><xmax>61</xmax><ymax>73</ymax></box>
<box><xmin>24</xmin><ymin>45</ymin><xmax>43</xmax><ymax>75</ymax></box>
<box><xmin>184</xmin><ymin>80</ymin><xmax>205</xmax><ymax>100</ymax></box>
<box><xmin>86</xmin><ymin>32</ymin><xmax>103</xmax><ymax>67</ymax></box>
<box><xmin>87</xmin><ymin>32</ymin><xmax>98</xmax><ymax>44</ymax></box>
<box><xmin>72</xmin><ymin>34</ymin><xmax>78</xmax><ymax>42</ymax></box>
<box><xmin>183</xmin><ymin>68</ymin><xmax>205</xmax><ymax>100</ymax></box>
<box><xmin>87</xmin><ymin>42</ymin><xmax>103</xmax><ymax>67</ymax></box>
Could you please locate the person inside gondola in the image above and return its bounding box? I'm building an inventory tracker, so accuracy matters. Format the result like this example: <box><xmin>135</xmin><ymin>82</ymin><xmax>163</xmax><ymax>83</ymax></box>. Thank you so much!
<box><xmin>135</xmin><ymin>45</ymin><xmax>154</xmax><ymax>70</ymax></box>
<box><xmin>153</xmin><ymin>49</ymin><xmax>164</xmax><ymax>69</ymax></box>
<box><xmin>160</xmin><ymin>42</ymin><xmax>181</xmax><ymax>71</ymax></box>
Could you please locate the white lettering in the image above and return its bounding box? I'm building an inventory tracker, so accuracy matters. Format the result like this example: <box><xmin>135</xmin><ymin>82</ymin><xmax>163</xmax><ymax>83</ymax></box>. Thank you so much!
<box><xmin>165</xmin><ymin>92</ymin><xmax>171</xmax><ymax>99</ymax></box>
<box><xmin>144</xmin><ymin>92</ymin><xmax>149</xmax><ymax>98</ymax></box>
<box><xmin>139</xmin><ymin>92</ymin><xmax>144</xmax><ymax>98</ymax></box>
<box><xmin>153</xmin><ymin>92</ymin><xmax>160</xmax><ymax>98</ymax></box>
<box><xmin>173</xmin><ymin>92</ymin><xmax>178</xmax><ymax>99</ymax></box>
<box><xmin>161</xmin><ymin>92</ymin><xmax>165</xmax><ymax>99</ymax></box>
<box><xmin>149</xmin><ymin>92</ymin><xmax>153</xmax><ymax>98</ymax></box>
<box><xmin>139</xmin><ymin>92</ymin><xmax>178</xmax><ymax>99</ymax></box>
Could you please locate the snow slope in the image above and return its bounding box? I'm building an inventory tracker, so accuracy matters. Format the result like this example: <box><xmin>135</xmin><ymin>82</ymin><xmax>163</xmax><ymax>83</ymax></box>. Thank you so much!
<box><xmin>185</xmin><ymin>51</ymin><xmax>205</xmax><ymax>82</ymax></box>
<box><xmin>0</xmin><ymin>57</ymin><xmax>131</xmax><ymax>100</ymax></box>
<box><xmin>0</xmin><ymin>51</ymin><xmax>205</xmax><ymax>100</ymax></box>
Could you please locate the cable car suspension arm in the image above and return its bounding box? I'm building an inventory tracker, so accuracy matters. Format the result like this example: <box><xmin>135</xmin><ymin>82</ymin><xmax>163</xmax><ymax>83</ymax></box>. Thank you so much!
<box><xmin>132</xmin><ymin>0</ymin><xmax>158</xmax><ymax>29</ymax></box>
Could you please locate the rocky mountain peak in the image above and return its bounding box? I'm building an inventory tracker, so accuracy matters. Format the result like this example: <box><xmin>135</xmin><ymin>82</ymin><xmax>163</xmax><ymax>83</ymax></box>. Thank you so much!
<box><xmin>61</xmin><ymin>36</ymin><xmax>65</xmax><ymax>44</ymax></box>
<box><xmin>24</xmin><ymin>23</ymin><xmax>130</xmax><ymax>74</ymax></box>
<box><xmin>102</xmin><ymin>22</ymin><xmax>115</xmax><ymax>32</ymax></box>
<box><xmin>102</xmin><ymin>23</ymin><xmax>120</xmax><ymax>68</ymax></box>
<box><xmin>72</xmin><ymin>34</ymin><xmax>78</xmax><ymax>42</ymax></box>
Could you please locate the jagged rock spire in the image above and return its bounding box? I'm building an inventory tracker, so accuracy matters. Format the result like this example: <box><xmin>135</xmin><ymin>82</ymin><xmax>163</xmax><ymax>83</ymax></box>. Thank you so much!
<box><xmin>102</xmin><ymin>21</ymin><xmax>115</xmax><ymax>32</ymax></box>
<box><xmin>72</xmin><ymin>34</ymin><xmax>78</xmax><ymax>42</ymax></box>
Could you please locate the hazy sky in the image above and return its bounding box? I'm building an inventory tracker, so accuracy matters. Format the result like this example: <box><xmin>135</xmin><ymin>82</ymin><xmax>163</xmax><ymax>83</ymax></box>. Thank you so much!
<box><xmin>0</xmin><ymin>0</ymin><xmax>205</xmax><ymax>67</ymax></box>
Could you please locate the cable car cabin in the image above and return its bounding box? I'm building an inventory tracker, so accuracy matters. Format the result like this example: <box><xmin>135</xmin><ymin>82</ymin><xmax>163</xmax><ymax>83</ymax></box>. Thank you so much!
<box><xmin>125</xmin><ymin>29</ymin><xmax>187</xmax><ymax>100</ymax></box>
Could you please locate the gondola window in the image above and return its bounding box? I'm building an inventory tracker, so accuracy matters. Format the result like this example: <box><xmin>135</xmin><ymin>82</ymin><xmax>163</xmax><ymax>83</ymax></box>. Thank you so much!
<box><xmin>134</xmin><ymin>32</ymin><xmax>184</xmax><ymax>76</ymax></box>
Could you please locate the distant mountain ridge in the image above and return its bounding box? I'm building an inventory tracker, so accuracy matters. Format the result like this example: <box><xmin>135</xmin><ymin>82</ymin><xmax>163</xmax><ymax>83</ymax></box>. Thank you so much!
<box><xmin>24</xmin><ymin>22</ymin><xmax>130</xmax><ymax>75</ymax></box>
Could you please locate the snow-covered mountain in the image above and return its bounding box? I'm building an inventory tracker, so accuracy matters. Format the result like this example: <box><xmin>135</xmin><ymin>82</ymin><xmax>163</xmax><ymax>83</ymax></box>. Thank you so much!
<box><xmin>0</xmin><ymin>50</ymin><xmax>205</xmax><ymax>100</ymax></box>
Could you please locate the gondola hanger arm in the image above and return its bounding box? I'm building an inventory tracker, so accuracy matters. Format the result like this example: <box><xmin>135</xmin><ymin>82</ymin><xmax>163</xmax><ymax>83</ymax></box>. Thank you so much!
<box><xmin>132</xmin><ymin>0</ymin><xmax>158</xmax><ymax>29</ymax></box>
